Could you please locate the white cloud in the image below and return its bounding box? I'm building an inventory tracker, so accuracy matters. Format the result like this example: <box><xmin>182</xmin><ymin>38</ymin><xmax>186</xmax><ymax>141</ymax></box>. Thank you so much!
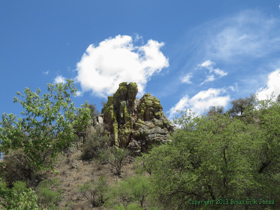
<box><xmin>206</xmin><ymin>10</ymin><xmax>280</xmax><ymax>62</ymax></box>
<box><xmin>75</xmin><ymin>35</ymin><xmax>169</xmax><ymax>98</ymax></box>
<box><xmin>238</xmin><ymin>34</ymin><xmax>247</xmax><ymax>41</ymax></box>
<box><xmin>200</xmin><ymin>75</ymin><xmax>215</xmax><ymax>85</ymax></box>
<box><xmin>43</xmin><ymin>71</ymin><xmax>49</xmax><ymax>75</ymax></box>
<box><xmin>256</xmin><ymin>69</ymin><xmax>280</xmax><ymax>100</ymax></box>
<box><xmin>229</xmin><ymin>82</ymin><xmax>238</xmax><ymax>92</ymax></box>
<box><xmin>181</xmin><ymin>73</ymin><xmax>192</xmax><ymax>84</ymax></box>
<box><xmin>168</xmin><ymin>88</ymin><xmax>230</xmax><ymax>119</ymax></box>
<box><xmin>75</xmin><ymin>91</ymin><xmax>83</xmax><ymax>97</ymax></box>
<box><xmin>199</xmin><ymin>60</ymin><xmax>214</xmax><ymax>68</ymax></box>
<box><xmin>213</xmin><ymin>68</ymin><xmax>227</xmax><ymax>77</ymax></box>
<box><xmin>54</xmin><ymin>75</ymin><xmax>66</xmax><ymax>84</ymax></box>
<box><xmin>198</xmin><ymin>60</ymin><xmax>228</xmax><ymax>84</ymax></box>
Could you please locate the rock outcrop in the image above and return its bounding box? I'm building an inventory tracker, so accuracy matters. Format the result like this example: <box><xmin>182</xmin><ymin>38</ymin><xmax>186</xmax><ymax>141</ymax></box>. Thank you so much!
<box><xmin>101</xmin><ymin>82</ymin><xmax>176</xmax><ymax>154</ymax></box>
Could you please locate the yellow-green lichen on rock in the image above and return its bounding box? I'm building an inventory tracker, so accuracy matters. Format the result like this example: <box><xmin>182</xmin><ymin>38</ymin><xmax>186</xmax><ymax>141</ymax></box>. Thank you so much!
<box><xmin>101</xmin><ymin>82</ymin><xmax>176</xmax><ymax>154</ymax></box>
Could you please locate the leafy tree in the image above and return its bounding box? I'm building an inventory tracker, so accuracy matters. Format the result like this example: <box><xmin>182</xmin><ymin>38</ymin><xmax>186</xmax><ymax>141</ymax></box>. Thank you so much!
<box><xmin>227</xmin><ymin>94</ymin><xmax>256</xmax><ymax>117</ymax></box>
<box><xmin>207</xmin><ymin>106</ymin><xmax>224</xmax><ymax>117</ymax></box>
<box><xmin>79</xmin><ymin>176</ymin><xmax>108</xmax><ymax>207</ymax></box>
<box><xmin>138</xmin><ymin>103</ymin><xmax>280</xmax><ymax>209</ymax></box>
<box><xmin>105</xmin><ymin>175</ymin><xmax>151</xmax><ymax>209</ymax></box>
<box><xmin>0</xmin><ymin>180</ymin><xmax>44</xmax><ymax>210</ymax></box>
<box><xmin>0</xmin><ymin>79</ymin><xmax>91</xmax><ymax>171</ymax></box>
<box><xmin>100</xmin><ymin>147</ymin><xmax>129</xmax><ymax>176</ymax></box>
<box><xmin>276</xmin><ymin>94</ymin><xmax>280</xmax><ymax>103</ymax></box>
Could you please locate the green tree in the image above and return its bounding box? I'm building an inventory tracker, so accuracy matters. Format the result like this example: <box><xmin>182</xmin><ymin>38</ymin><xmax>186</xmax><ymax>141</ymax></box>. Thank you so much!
<box><xmin>105</xmin><ymin>175</ymin><xmax>151</xmax><ymax>209</ymax></box>
<box><xmin>100</xmin><ymin>147</ymin><xmax>129</xmax><ymax>176</ymax></box>
<box><xmin>79</xmin><ymin>176</ymin><xmax>108</xmax><ymax>207</ymax></box>
<box><xmin>138</xmin><ymin>103</ymin><xmax>280</xmax><ymax>209</ymax></box>
<box><xmin>227</xmin><ymin>94</ymin><xmax>256</xmax><ymax>117</ymax></box>
<box><xmin>0</xmin><ymin>180</ymin><xmax>44</xmax><ymax>210</ymax></box>
<box><xmin>207</xmin><ymin>106</ymin><xmax>224</xmax><ymax>117</ymax></box>
<box><xmin>0</xmin><ymin>79</ymin><xmax>91</xmax><ymax>171</ymax></box>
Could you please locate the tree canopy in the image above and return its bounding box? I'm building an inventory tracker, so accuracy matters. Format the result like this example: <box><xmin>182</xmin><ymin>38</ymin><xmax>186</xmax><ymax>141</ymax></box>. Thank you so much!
<box><xmin>0</xmin><ymin>79</ymin><xmax>91</xmax><ymax>171</ymax></box>
<box><xmin>137</xmin><ymin>98</ymin><xmax>280</xmax><ymax>209</ymax></box>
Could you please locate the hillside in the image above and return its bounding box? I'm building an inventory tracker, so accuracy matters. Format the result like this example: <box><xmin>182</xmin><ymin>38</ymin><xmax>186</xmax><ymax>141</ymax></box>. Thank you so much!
<box><xmin>1</xmin><ymin>81</ymin><xmax>280</xmax><ymax>209</ymax></box>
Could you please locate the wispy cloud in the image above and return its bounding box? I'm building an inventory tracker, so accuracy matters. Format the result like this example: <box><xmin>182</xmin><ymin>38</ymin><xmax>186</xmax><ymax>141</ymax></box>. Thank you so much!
<box><xmin>181</xmin><ymin>73</ymin><xmax>192</xmax><ymax>84</ymax></box>
<box><xmin>54</xmin><ymin>75</ymin><xmax>66</xmax><ymax>84</ymax></box>
<box><xmin>198</xmin><ymin>60</ymin><xmax>227</xmax><ymax>85</ymax></box>
<box><xmin>75</xmin><ymin>35</ymin><xmax>169</xmax><ymax>98</ymax></box>
<box><xmin>169</xmin><ymin>10</ymin><xmax>280</xmax><ymax>118</ymax></box>
<box><xmin>205</xmin><ymin>10</ymin><xmax>280</xmax><ymax>63</ymax></box>
<box><xmin>168</xmin><ymin>88</ymin><xmax>230</xmax><ymax>119</ymax></box>
<box><xmin>43</xmin><ymin>71</ymin><xmax>49</xmax><ymax>75</ymax></box>
<box><xmin>256</xmin><ymin>69</ymin><xmax>280</xmax><ymax>101</ymax></box>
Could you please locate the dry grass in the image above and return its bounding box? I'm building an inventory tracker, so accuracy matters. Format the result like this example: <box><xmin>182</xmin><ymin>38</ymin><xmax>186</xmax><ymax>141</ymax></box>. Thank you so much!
<box><xmin>41</xmin><ymin>145</ymin><xmax>137</xmax><ymax>209</ymax></box>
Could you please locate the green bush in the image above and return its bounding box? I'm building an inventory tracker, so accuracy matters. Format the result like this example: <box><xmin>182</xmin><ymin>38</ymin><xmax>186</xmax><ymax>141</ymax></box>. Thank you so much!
<box><xmin>0</xmin><ymin>150</ymin><xmax>37</xmax><ymax>188</ymax></box>
<box><xmin>37</xmin><ymin>178</ymin><xmax>62</xmax><ymax>209</ymax></box>
<box><xmin>100</xmin><ymin>147</ymin><xmax>129</xmax><ymax>176</ymax></box>
<box><xmin>0</xmin><ymin>180</ymin><xmax>44</xmax><ymax>210</ymax></box>
<box><xmin>105</xmin><ymin>175</ymin><xmax>153</xmax><ymax>209</ymax></box>
<box><xmin>81</xmin><ymin>125</ymin><xmax>110</xmax><ymax>160</ymax></box>
<box><xmin>113</xmin><ymin>202</ymin><xmax>144</xmax><ymax>210</ymax></box>
<box><xmin>79</xmin><ymin>176</ymin><xmax>108</xmax><ymax>207</ymax></box>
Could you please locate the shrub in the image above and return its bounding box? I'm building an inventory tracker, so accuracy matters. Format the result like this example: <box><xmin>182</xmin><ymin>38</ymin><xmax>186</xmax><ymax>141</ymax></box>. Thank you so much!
<box><xmin>79</xmin><ymin>176</ymin><xmax>108</xmax><ymax>207</ymax></box>
<box><xmin>0</xmin><ymin>180</ymin><xmax>44</xmax><ymax>209</ymax></box>
<box><xmin>105</xmin><ymin>175</ymin><xmax>152</xmax><ymax>209</ymax></box>
<box><xmin>81</xmin><ymin>125</ymin><xmax>110</xmax><ymax>160</ymax></box>
<box><xmin>37</xmin><ymin>178</ymin><xmax>62</xmax><ymax>209</ymax></box>
<box><xmin>100</xmin><ymin>147</ymin><xmax>129</xmax><ymax>176</ymax></box>
<box><xmin>0</xmin><ymin>150</ymin><xmax>37</xmax><ymax>188</ymax></box>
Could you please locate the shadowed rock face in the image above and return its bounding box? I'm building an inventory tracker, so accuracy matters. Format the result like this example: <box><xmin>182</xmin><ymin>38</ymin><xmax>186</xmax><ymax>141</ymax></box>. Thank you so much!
<box><xmin>101</xmin><ymin>82</ymin><xmax>176</xmax><ymax>154</ymax></box>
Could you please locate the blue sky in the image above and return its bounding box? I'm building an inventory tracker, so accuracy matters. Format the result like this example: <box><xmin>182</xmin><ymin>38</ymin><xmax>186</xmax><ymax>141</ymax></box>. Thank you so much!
<box><xmin>1</xmin><ymin>0</ymin><xmax>280</xmax><ymax>121</ymax></box>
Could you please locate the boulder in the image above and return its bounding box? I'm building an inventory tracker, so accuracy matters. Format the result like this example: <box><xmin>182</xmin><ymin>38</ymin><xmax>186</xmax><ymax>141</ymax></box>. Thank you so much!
<box><xmin>101</xmin><ymin>82</ymin><xmax>176</xmax><ymax>154</ymax></box>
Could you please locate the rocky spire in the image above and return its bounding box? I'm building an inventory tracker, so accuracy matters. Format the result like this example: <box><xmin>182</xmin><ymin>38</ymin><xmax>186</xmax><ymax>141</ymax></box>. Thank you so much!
<box><xmin>101</xmin><ymin>82</ymin><xmax>176</xmax><ymax>154</ymax></box>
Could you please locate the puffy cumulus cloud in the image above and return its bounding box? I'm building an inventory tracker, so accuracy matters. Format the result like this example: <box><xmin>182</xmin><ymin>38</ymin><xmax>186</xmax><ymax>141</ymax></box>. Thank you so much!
<box><xmin>181</xmin><ymin>73</ymin><xmax>192</xmax><ymax>84</ymax></box>
<box><xmin>76</xmin><ymin>35</ymin><xmax>169</xmax><ymax>98</ymax></box>
<box><xmin>256</xmin><ymin>69</ymin><xmax>280</xmax><ymax>101</ymax></box>
<box><xmin>198</xmin><ymin>60</ymin><xmax>227</xmax><ymax>85</ymax></box>
<box><xmin>168</xmin><ymin>88</ymin><xmax>230</xmax><ymax>119</ymax></box>
<box><xmin>54</xmin><ymin>75</ymin><xmax>66</xmax><ymax>84</ymax></box>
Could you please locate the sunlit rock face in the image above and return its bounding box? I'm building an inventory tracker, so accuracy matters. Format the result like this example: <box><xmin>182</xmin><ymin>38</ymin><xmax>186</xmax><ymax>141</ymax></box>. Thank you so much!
<box><xmin>101</xmin><ymin>82</ymin><xmax>176</xmax><ymax>154</ymax></box>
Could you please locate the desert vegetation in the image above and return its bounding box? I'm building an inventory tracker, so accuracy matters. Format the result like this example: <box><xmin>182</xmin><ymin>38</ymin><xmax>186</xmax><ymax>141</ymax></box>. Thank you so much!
<box><xmin>0</xmin><ymin>80</ymin><xmax>280</xmax><ymax>209</ymax></box>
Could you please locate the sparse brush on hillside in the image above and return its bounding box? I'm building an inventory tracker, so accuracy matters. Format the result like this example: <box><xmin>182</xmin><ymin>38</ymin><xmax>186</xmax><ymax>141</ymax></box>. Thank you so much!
<box><xmin>81</xmin><ymin>125</ymin><xmax>111</xmax><ymax>160</ymax></box>
<box><xmin>2</xmin><ymin>79</ymin><xmax>280</xmax><ymax>209</ymax></box>
<box><xmin>0</xmin><ymin>150</ymin><xmax>38</xmax><ymax>188</ymax></box>
<box><xmin>37</xmin><ymin>178</ymin><xmax>63</xmax><ymax>209</ymax></box>
<box><xmin>100</xmin><ymin>146</ymin><xmax>130</xmax><ymax>176</ymax></box>
<box><xmin>79</xmin><ymin>176</ymin><xmax>108</xmax><ymax>207</ymax></box>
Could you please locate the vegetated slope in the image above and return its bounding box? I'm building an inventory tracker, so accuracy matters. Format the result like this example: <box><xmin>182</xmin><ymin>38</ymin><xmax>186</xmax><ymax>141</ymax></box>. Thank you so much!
<box><xmin>42</xmin><ymin>144</ymin><xmax>137</xmax><ymax>210</ymax></box>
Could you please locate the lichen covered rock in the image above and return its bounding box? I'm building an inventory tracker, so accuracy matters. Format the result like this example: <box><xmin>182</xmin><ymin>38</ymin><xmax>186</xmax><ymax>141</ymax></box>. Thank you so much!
<box><xmin>101</xmin><ymin>82</ymin><xmax>176</xmax><ymax>154</ymax></box>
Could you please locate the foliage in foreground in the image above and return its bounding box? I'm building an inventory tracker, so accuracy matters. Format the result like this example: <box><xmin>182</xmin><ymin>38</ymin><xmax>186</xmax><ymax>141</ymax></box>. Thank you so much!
<box><xmin>0</xmin><ymin>179</ymin><xmax>44</xmax><ymax>210</ymax></box>
<box><xmin>0</xmin><ymin>79</ymin><xmax>91</xmax><ymax>171</ymax></box>
<box><xmin>137</xmin><ymin>99</ymin><xmax>280</xmax><ymax>209</ymax></box>
<box><xmin>37</xmin><ymin>178</ymin><xmax>62</xmax><ymax>209</ymax></box>
<box><xmin>105</xmin><ymin>175</ymin><xmax>152</xmax><ymax>209</ymax></box>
